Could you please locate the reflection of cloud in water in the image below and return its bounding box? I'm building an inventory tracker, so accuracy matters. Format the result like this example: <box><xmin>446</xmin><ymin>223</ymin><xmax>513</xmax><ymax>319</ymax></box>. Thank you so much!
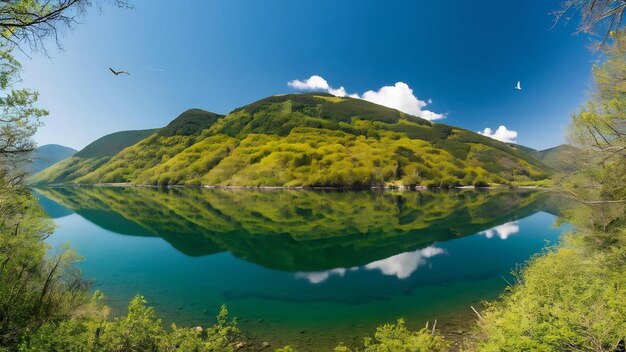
<box><xmin>480</xmin><ymin>221</ymin><xmax>519</xmax><ymax>240</ymax></box>
<box><xmin>365</xmin><ymin>246</ymin><xmax>444</xmax><ymax>279</ymax></box>
<box><xmin>295</xmin><ymin>246</ymin><xmax>444</xmax><ymax>283</ymax></box>
<box><xmin>295</xmin><ymin>268</ymin><xmax>348</xmax><ymax>284</ymax></box>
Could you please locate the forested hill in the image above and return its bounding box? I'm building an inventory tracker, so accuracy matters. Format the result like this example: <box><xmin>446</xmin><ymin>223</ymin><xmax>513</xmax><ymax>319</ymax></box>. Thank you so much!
<box><xmin>29</xmin><ymin>129</ymin><xmax>157</xmax><ymax>185</ymax></box>
<box><xmin>31</xmin><ymin>93</ymin><xmax>553</xmax><ymax>187</ymax></box>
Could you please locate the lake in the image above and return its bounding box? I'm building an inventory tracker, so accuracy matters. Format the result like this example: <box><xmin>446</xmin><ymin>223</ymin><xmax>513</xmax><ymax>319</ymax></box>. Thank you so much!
<box><xmin>33</xmin><ymin>187</ymin><xmax>568</xmax><ymax>351</ymax></box>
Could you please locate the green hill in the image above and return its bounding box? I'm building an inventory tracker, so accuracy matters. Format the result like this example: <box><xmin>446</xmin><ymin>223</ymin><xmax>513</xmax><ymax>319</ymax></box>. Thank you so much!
<box><xmin>29</xmin><ymin>129</ymin><xmax>157</xmax><ymax>185</ymax></box>
<box><xmin>535</xmin><ymin>144</ymin><xmax>578</xmax><ymax>173</ymax></box>
<box><xmin>157</xmin><ymin>109</ymin><xmax>224</xmax><ymax>137</ymax></box>
<box><xmin>75</xmin><ymin>129</ymin><xmax>159</xmax><ymax>158</ymax></box>
<box><xmin>32</xmin><ymin>93</ymin><xmax>552</xmax><ymax>187</ymax></box>
<box><xmin>25</xmin><ymin>144</ymin><xmax>76</xmax><ymax>174</ymax></box>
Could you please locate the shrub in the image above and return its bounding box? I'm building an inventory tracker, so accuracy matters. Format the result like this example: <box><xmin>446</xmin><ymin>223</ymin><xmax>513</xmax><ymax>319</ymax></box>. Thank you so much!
<box><xmin>20</xmin><ymin>295</ymin><xmax>241</xmax><ymax>352</ymax></box>
<box><xmin>472</xmin><ymin>235</ymin><xmax>626</xmax><ymax>351</ymax></box>
<box><xmin>335</xmin><ymin>319</ymin><xmax>450</xmax><ymax>352</ymax></box>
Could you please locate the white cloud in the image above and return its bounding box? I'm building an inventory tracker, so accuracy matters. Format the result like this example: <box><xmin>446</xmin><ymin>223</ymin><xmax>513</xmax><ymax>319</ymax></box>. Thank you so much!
<box><xmin>361</xmin><ymin>82</ymin><xmax>444</xmax><ymax>120</ymax></box>
<box><xmin>364</xmin><ymin>246</ymin><xmax>445</xmax><ymax>279</ymax></box>
<box><xmin>287</xmin><ymin>75</ymin><xmax>444</xmax><ymax>121</ymax></box>
<box><xmin>288</xmin><ymin>75</ymin><xmax>357</xmax><ymax>98</ymax></box>
<box><xmin>480</xmin><ymin>221</ymin><xmax>520</xmax><ymax>240</ymax></box>
<box><xmin>478</xmin><ymin>125</ymin><xmax>518</xmax><ymax>143</ymax></box>
<box><xmin>288</xmin><ymin>75</ymin><xmax>331</xmax><ymax>91</ymax></box>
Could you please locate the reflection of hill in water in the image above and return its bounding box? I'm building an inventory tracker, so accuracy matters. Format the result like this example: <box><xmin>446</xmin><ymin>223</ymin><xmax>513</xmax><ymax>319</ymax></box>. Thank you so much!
<box><xmin>31</xmin><ymin>189</ymin><xmax>74</xmax><ymax>219</ymax></box>
<box><xmin>35</xmin><ymin>187</ymin><xmax>562</xmax><ymax>271</ymax></box>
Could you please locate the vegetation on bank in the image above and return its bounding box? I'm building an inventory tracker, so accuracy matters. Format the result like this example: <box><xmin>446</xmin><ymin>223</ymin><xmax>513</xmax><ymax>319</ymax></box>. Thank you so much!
<box><xmin>469</xmin><ymin>233</ymin><xmax>626</xmax><ymax>351</ymax></box>
<box><xmin>20</xmin><ymin>295</ymin><xmax>242</xmax><ymax>352</ymax></box>
<box><xmin>333</xmin><ymin>319</ymin><xmax>450</xmax><ymax>352</ymax></box>
<box><xmin>464</xmin><ymin>27</ymin><xmax>626</xmax><ymax>352</ymax></box>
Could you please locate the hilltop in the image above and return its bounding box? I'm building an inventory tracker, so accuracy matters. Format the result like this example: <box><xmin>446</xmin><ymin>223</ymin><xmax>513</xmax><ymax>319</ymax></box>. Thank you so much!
<box><xmin>31</xmin><ymin>93</ymin><xmax>554</xmax><ymax>187</ymax></box>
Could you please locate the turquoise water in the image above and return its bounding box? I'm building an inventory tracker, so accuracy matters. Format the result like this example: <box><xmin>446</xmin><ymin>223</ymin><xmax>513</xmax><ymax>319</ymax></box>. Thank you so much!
<box><xmin>35</xmin><ymin>187</ymin><xmax>567</xmax><ymax>350</ymax></box>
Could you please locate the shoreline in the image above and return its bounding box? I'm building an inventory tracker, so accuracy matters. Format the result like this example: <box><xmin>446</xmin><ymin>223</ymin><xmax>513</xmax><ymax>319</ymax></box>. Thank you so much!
<box><xmin>30</xmin><ymin>182</ymin><xmax>551</xmax><ymax>191</ymax></box>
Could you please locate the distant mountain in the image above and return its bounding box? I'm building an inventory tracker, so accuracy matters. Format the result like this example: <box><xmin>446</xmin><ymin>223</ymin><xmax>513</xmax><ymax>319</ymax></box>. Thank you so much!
<box><xmin>31</xmin><ymin>93</ymin><xmax>553</xmax><ymax>187</ymax></box>
<box><xmin>535</xmin><ymin>144</ymin><xmax>578</xmax><ymax>173</ymax></box>
<box><xmin>26</xmin><ymin>144</ymin><xmax>76</xmax><ymax>174</ymax></box>
<box><xmin>29</xmin><ymin>129</ymin><xmax>157</xmax><ymax>185</ymax></box>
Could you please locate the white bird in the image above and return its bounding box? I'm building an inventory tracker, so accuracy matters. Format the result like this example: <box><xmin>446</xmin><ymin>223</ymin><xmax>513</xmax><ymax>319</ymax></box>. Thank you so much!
<box><xmin>514</xmin><ymin>81</ymin><xmax>521</xmax><ymax>90</ymax></box>
<box><xmin>109</xmin><ymin>67</ymin><xmax>130</xmax><ymax>76</ymax></box>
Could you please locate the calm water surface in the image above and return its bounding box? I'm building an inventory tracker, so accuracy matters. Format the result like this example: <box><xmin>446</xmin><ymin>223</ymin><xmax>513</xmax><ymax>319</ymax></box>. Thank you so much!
<box><xmin>34</xmin><ymin>187</ymin><xmax>568</xmax><ymax>350</ymax></box>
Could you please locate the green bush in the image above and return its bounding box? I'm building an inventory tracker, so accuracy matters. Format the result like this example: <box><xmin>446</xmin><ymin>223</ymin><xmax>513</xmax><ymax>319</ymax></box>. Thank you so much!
<box><xmin>20</xmin><ymin>295</ymin><xmax>241</xmax><ymax>352</ymax></box>
<box><xmin>335</xmin><ymin>319</ymin><xmax>450</xmax><ymax>352</ymax></box>
<box><xmin>472</xmin><ymin>234</ymin><xmax>626</xmax><ymax>352</ymax></box>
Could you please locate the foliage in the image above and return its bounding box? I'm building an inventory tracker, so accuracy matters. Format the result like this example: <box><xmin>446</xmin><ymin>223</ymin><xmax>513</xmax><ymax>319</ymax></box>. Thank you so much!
<box><xmin>467</xmin><ymin>30</ymin><xmax>626</xmax><ymax>352</ymax></box>
<box><xmin>0</xmin><ymin>195</ymin><xmax>89</xmax><ymax>348</ymax></box>
<box><xmin>0</xmin><ymin>41</ymin><xmax>89</xmax><ymax>351</ymax></box>
<box><xmin>470</xmin><ymin>233</ymin><xmax>626</xmax><ymax>351</ymax></box>
<box><xmin>0</xmin><ymin>47</ymin><xmax>47</xmax><ymax>165</ymax></box>
<box><xmin>0</xmin><ymin>3</ymin><xmax>92</xmax><ymax>346</ymax></box>
<box><xmin>20</xmin><ymin>295</ymin><xmax>241</xmax><ymax>352</ymax></box>
<box><xmin>331</xmin><ymin>319</ymin><xmax>449</xmax><ymax>352</ymax></box>
<box><xmin>564</xmin><ymin>30</ymin><xmax>626</xmax><ymax>203</ymax></box>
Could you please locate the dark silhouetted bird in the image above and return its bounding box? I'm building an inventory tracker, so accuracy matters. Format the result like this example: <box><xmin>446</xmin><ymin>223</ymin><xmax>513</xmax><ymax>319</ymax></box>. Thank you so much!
<box><xmin>109</xmin><ymin>68</ymin><xmax>130</xmax><ymax>76</ymax></box>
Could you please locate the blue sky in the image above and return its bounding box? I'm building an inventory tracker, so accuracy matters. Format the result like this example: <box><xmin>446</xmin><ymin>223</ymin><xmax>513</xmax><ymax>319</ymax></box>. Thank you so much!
<box><xmin>18</xmin><ymin>0</ymin><xmax>596</xmax><ymax>150</ymax></box>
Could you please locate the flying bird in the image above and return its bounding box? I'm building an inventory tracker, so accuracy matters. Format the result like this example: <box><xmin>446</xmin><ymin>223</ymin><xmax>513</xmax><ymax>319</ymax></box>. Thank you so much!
<box><xmin>109</xmin><ymin>67</ymin><xmax>130</xmax><ymax>76</ymax></box>
<box><xmin>514</xmin><ymin>81</ymin><xmax>521</xmax><ymax>90</ymax></box>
